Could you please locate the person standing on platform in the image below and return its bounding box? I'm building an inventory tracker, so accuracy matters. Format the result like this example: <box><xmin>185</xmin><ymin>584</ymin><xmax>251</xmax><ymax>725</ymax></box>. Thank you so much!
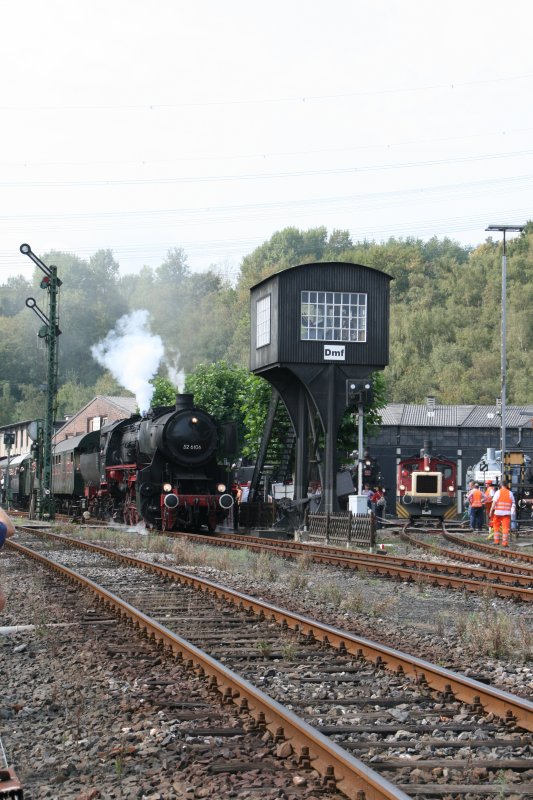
<box><xmin>490</xmin><ymin>480</ymin><xmax>516</xmax><ymax>548</ymax></box>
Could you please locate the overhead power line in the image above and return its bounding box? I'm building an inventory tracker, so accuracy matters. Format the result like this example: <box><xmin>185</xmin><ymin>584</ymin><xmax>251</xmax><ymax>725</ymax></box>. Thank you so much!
<box><xmin>0</xmin><ymin>72</ymin><xmax>531</xmax><ymax>112</ymax></box>
<box><xmin>2</xmin><ymin>148</ymin><xmax>533</xmax><ymax>189</ymax></box>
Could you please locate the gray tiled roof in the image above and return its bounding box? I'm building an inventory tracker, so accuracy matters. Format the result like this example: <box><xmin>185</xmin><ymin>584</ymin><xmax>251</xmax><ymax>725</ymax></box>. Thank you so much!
<box><xmin>103</xmin><ymin>396</ymin><xmax>138</xmax><ymax>414</ymax></box>
<box><xmin>378</xmin><ymin>404</ymin><xmax>533</xmax><ymax>428</ymax></box>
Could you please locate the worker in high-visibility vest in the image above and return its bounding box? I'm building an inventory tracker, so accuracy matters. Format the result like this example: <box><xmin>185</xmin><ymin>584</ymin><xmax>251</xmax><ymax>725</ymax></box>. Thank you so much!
<box><xmin>483</xmin><ymin>480</ymin><xmax>495</xmax><ymax>539</ymax></box>
<box><xmin>489</xmin><ymin>480</ymin><xmax>516</xmax><ymax>547</ymax></box>
<box><xmin>467</xmin><ymin>483</ymin><xmax>484</xmax><ymax>531</ymax></box>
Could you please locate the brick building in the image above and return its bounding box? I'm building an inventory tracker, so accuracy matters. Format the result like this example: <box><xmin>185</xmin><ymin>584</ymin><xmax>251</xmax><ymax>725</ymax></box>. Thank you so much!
<box><xmin>0</xmin><ymin>421</ymin><xmax>37</xmax><ymax>461</ymax></box>
<box><xmin>53</xmin><ymin>396</ymin><xmax>137</xmax><ymax>443</ymax></box>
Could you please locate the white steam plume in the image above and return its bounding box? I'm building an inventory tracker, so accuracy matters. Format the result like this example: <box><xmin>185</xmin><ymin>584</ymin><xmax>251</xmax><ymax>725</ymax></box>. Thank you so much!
<box><xmin>165</xmin><ymin>360</ymin><xmax>185</xmax><ymax>393</ymax></box>
<box><xmin>91</xmin><ymin>310</ymin><xmax>165</xmax><ymax>415</ymax></box>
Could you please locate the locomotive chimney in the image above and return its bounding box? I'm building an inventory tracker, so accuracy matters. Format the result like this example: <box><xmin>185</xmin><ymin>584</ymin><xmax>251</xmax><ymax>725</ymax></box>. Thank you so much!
<box><xmin>175</xmin><ymin>393</ymin><xmax>194</xmax><ymax>411</ymax></box>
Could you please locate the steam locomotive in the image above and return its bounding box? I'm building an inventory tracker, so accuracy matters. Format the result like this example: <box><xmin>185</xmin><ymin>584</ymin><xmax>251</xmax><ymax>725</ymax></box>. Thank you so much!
<box><xmin>396</xmin><ymin>443</ymin><xmax>457</xmax><ymax>522</ymax></box>
<box><xmin>11</xmin><ymin>394</ymin><xmax>234</xmax><ymax>532</ymax></box>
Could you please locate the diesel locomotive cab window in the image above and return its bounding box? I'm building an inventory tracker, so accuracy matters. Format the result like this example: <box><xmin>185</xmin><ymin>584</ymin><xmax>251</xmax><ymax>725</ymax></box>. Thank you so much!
<box><xmin>415</xmin><ymin>474</ymin><xmax>439</xmax><ymax>493</ymax></box>
<box><xmin>300</xmin><ymin>291</ymin><xmax>367</xmax><ymax>342</ymax></box>
<box><xmin>256</xmin><ymin>295</ymin><xmax>271</xmax><ymax>348</ymax></box>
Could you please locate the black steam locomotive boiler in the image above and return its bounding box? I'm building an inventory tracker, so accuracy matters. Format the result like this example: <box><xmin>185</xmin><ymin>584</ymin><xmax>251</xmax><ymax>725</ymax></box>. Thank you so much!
<box><xmin>84</xmin><ymin>394</ymin><xmax>234</xmax><ymax>532</ymax></box>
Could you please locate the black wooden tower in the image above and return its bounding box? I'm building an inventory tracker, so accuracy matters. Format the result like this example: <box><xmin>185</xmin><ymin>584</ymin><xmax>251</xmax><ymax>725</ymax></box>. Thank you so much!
<box><xmin>250</xmin><ymin>262</ymin><xmax>391</xmax><ymax>513</ymax></box>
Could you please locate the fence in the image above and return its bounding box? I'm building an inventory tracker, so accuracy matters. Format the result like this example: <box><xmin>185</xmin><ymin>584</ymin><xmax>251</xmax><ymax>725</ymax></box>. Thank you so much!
<box><xmin>237</xmin><ymin>501</ymin><xmax>278</xmax><ymax>528</ymax></box>
<box><xmin>303</xmin><ymin>510</ymin><xmax>375</xmax><ymax>548</ymax></box>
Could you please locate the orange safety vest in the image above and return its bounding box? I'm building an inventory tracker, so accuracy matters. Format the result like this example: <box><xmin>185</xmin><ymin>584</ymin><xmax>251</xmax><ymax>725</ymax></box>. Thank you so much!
<box><xmin>493</xmin><ymin>487</ymin><xmax>513</xmax><ymax>515</ymax></box>
<box><xmin>469</xmin><ymin>489</ymin><xmax>483</xmax><ymax>507</ymax></box>
<box><xmin>484</xmin><ymin>488</ymin><xmax>494</xmax><ymax>504</ymax></box>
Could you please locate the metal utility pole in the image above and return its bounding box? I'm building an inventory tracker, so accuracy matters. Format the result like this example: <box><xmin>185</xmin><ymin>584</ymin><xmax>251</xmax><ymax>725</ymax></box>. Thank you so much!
<box><xmin>20</xmin><ymin>243</ymin><xmax>62</xmax><ymax>519</ymax></box>
<box><xmin>485</xmin><ymin>224</ymin><xmax>525</xmax><ymax>479</ymax></box>
<box><xmin>3</xmin><ymin>432</ymin><xmax>15</xmax><ymax>507</ymax></box>
<box><xmin>357</xmin><ymin>403</ymin><xmax>364</xmax><ymax>494</ymax></box>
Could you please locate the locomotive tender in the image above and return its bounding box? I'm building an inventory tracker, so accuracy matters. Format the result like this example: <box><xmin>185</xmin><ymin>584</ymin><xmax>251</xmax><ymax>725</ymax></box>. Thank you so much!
<box><xmin>396</xmin><ymin>443</ymin><xmax>457</xmax><ymax>522</ymax></box>
<box><xmin>13</xmin><ymin>394</ymin><xmax>234</xmax><ymax>532</ymax></box>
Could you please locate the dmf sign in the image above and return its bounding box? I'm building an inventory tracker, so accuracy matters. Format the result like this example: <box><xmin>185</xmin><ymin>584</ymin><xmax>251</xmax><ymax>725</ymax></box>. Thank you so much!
<box><xmin>323</xmin><ymin>344</ymin><xmax>345</xmax><ymax>361</ymax></box>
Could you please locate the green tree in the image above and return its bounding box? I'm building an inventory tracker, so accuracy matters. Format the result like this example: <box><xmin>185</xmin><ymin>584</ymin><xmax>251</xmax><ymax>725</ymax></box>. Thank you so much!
<box><xmin>36</xmin><ymin>249</ymin><xmax>129</xmax><ymax>386</ymax></box>
<box><xmin>237</xmin><ymin>226</ymin><xmax>331</xmax><ymax>294</ymax></box>
<box><xmin>14</xmin><ymin>384</ymin><xmax>47</xmax><ymax>422</ymax></box>
<box><xmin>184</xmin><ymin>361</ymin><xmax>249</xmax><ymax>429</ymax></box>
<box><xmin>0</xmin><ymin>382</ymin><xmax>17</xmax><ymax>426</ymax></box>
<box><xmin>325</xmin><ymin>228</ymin><xmax>353</xmax><ymax>256</ymax></box>
<box><xmin>56</xmin><ymin>380</ymin><xmax>94</xmax><ymax>419</ymax></box>
<box><xmin>237</xmin><ymin>373</ymin><xmax>292</xmax><ymax>463</ymax></box>
<box><xmin>1</xmin><ymin>226</ymin><xmax>532</xmax><ymax>425</ymax></box>
<box><xmin>0</xmin><ymin>275</ymin><xmax>32</xmax><ymax>316</ymax></box>
<box><xmin>149</xmin><ymin>376</ymin><xmax>178</xmax><ymax>407</ymax></box>
<box><xmin>0</xmin><ymin>310</ymin><xmax>45</xmax><ymax>389</ymax></box>
<box><xmin>156</xmin><ymin>247</ymin><xmax>190</xmax><ymax>282</ymax></box>
<box><xmin>93</xmin><ymin>372</ymin><xmax>134</xmax><ymax>398</ymax></box>
<box><xmin>177</xmin><ymin>276</ymin><xmax>238</xmax><ymax>373</ymax></box>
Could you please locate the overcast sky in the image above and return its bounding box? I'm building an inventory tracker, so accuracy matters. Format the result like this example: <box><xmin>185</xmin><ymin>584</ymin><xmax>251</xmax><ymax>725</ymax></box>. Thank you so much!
<box><xmin>2</xmin><ymin>0</ymin><xmax>533</xmax><ymax>282</ymax></box>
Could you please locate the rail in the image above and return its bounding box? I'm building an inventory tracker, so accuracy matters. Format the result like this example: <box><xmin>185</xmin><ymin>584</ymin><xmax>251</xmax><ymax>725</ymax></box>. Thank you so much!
<box><xmin>7</xmin><ymin>537</ymin><xmax>410</xmax><ymax>800</ymax></box>
<box><xmin>8</xmin><ymin>533</ymin><xmax>533</xmax><ymax>733</ymax></box>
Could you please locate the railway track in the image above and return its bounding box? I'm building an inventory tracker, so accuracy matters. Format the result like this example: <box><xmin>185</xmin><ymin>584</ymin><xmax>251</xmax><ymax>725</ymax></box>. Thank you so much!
<box><xmin>6</xmin><ymin>527</ymin><xmax>533</xmax><ymax>799</ymax></box>
<box><xmin>442</xmin><ymin>530</ymin><xmax>533</xmax><ymax>566</ymax></box>
<box><xmin>401</xmin><ymin>529</ymin><xmax>533</xmax><ymax>574</ymax></box>
<box><xmin>2</xmin><ymin>547</ymin><xmax>331</xmax><ymax>799</ymax></box>
<box><xmin>163</xmin><ymin>528</ymin><xmax>533</xmax><ymax>602</ymax></box>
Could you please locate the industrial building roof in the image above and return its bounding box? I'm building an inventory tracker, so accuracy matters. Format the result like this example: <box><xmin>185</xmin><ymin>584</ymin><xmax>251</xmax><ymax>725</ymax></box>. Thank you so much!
<box><xmin>379</xmin><ymin>404</ymin><xmax>533</xmax><ymax>428</ymax></box>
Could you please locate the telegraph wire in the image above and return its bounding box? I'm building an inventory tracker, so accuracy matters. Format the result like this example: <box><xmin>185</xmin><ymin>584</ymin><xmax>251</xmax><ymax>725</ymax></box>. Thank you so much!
<box><xmin>0</xmin><ymin>72</ymin><xmax>531</xmax><ymax>112</ymax></box>
<box><xmin>2</xmin><ymin>125</ymin><xmax>533</xmax><ymax>170</ymax></box>
<box><xmin>2</xmin><ymin>148</ymin><xmax>533</xmax><ymax>189</ymax></box>
<box><xmin>0</xmin><ymin>171</ymin><xmax>531</xmax><ymax>234</ymax></box>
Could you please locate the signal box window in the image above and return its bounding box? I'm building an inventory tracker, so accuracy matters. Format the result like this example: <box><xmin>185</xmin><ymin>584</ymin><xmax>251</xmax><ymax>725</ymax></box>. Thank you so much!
<box><xmin>256</xmin><ymin>295</ymin><xmax>271</xmax><ymax>348</ymax></box>
<box><xmin>301</xmin><ymin>291</ymin><xmax>367</xmax><ymax>342</ymax></box>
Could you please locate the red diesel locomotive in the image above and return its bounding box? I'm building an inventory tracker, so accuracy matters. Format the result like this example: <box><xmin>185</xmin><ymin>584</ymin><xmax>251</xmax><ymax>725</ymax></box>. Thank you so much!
<box><xmin>397</xmin><ymin>445</ymin><xmax>457</xmax><ymax>522</ymax></box>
